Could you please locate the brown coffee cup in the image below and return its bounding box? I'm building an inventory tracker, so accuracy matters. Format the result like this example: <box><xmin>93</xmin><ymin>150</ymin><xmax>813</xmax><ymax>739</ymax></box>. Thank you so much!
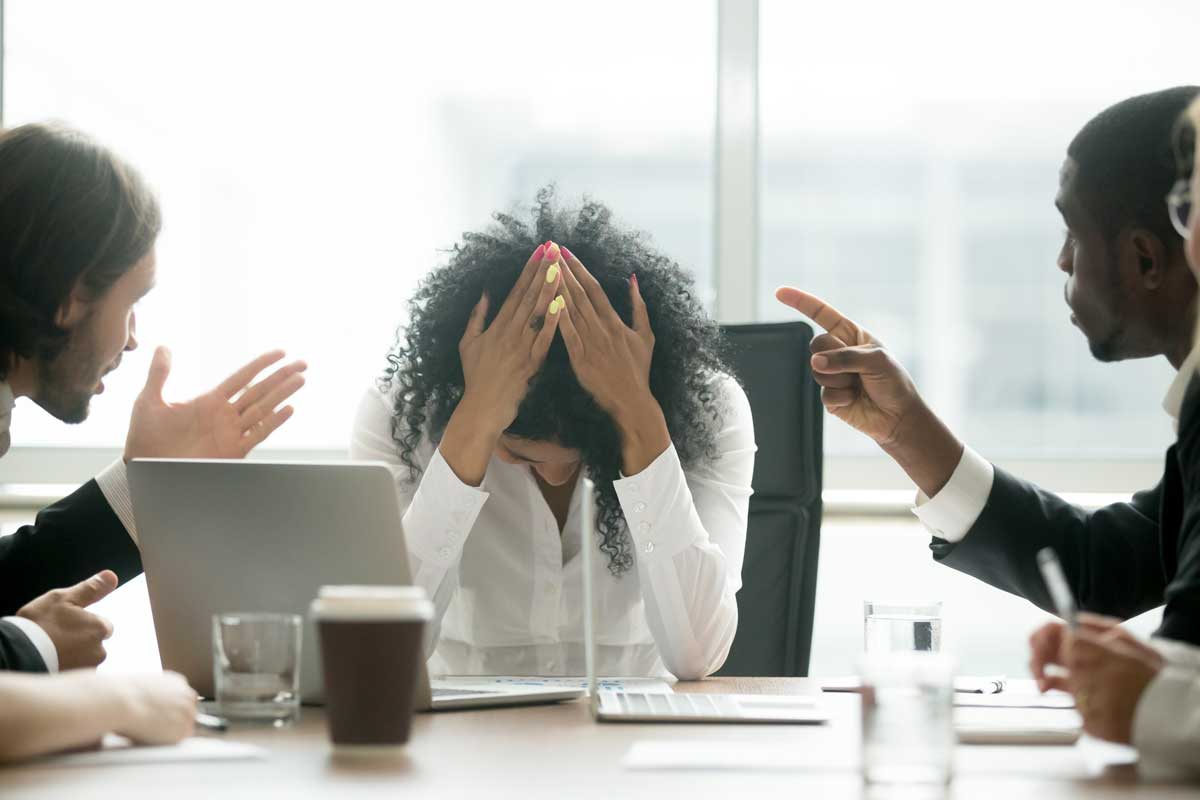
<box><xmin>311</xmin><ymin>586</ymin><xmax>433</xmax><ymax>753</ymax></box>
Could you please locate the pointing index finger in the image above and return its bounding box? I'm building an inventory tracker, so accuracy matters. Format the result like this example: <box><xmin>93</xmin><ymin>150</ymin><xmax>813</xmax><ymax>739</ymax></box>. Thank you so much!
<box><xmin>775</xmin><ymin>287</ymin><xmax>873</xmax><ymax>346</ymax></box>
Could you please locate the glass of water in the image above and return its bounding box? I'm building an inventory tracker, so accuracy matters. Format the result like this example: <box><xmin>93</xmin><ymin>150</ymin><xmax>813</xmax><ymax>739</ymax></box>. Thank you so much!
<box><xmin>860</xmin><ymin>651</ymin><xmax>955</xmax><ymax>788</ymax></box>
<box><xmin>213</xmin><ymin>613</ymin><xmax>302</xmax><ymax>724</ymax></box>
<box><xmin>864</xmin><ymin>601</ymin><xmax>942</xmax><ymax>654</ymax></box>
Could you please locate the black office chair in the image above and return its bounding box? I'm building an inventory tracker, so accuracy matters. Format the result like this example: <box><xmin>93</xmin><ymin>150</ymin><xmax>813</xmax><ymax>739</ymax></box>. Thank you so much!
<box><xmin>715</xmin><ymin>321</ymin><xmax>824</xmax><ymax>677</ymax></box>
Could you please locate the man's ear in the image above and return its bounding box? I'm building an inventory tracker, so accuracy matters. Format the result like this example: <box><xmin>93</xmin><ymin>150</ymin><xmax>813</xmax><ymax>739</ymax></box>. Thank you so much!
<box><xmin>54</xmin><ymin>285</ymin><xmax>91</xmax><ymax>330</ymax></box>
<box><xmin>1128</xmin><ymin>229</ymin><xmax>1168</xmax><ymax>289</ymax></box>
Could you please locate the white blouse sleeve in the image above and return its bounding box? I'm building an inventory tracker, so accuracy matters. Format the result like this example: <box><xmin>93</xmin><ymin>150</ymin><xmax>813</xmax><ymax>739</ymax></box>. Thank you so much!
<box><xmin>1133</xmin><ymin>664</ymin><xmax>1200</xmax><ymax>780</ymax></box>
<box><xmin>612</xmin><ymin>374</ymin><xmax>756</xmax><ymax>680</ymax></box>
<box><xmin>349</xmin><ymin>385</ymin><xmax>490</xmax><ymax>654</ymax></box>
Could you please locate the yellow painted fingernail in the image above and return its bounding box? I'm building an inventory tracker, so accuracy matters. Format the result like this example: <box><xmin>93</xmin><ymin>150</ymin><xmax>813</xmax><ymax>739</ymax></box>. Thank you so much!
<box><xmin>546</xmin><ymin>263</ymin><xmax>560</xmax><ymax>284</ymax></box>
<box><xmin>549</xmin><ymin>296</ymin><xmax>564</xmax><ymax>314</ymax></box>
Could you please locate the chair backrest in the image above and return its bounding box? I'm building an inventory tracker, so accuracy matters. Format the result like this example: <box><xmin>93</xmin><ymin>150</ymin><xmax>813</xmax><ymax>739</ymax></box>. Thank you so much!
<box><xmin>715</xmin><ymin>321</ymin><xmax>823</xmax><ymax>677</ymax></box>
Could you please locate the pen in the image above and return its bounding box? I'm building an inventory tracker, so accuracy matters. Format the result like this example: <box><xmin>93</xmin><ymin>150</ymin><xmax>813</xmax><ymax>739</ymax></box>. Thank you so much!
<box><xmin>195</xmin><ymin>712</ymin><xmax>229</xmax><ymax>732</ymax></box>
<box><xmin>1036</xmin><ymin>547</ymin><xmax>1079</xmax><ymax>631</ymax></box>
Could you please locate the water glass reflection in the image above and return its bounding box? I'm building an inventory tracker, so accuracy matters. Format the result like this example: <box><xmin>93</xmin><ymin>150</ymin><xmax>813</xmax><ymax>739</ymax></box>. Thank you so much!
<box><xmin>864</xmin><ymin>601</ymin><xmax>943</xmax><ymax>654</ymax></box>
<box><xmin>213</xmin><ymin>612</ymin><xmax>302</xmax><ymax>724</ymax></box>
<box><xmin>860</xmin><ymin>652</ymin><xmax>955</xmax><ymax>789</ymax></box>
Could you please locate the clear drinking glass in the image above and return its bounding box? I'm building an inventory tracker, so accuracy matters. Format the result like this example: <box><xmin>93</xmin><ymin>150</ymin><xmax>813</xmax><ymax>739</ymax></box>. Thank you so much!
<box><xmin>864</xmin><ymin>601</ymin><xmax>943</xmax><ymax>654</ymax></box>
<box><xmin>860</xmin><ymin>651</ymin><xmax>955</xmax><ymax>788</ymax></box>
<box><xmin>213</xmin><ymin>613</ymin><xmax>302</xmax><ymax>724</ymax></box>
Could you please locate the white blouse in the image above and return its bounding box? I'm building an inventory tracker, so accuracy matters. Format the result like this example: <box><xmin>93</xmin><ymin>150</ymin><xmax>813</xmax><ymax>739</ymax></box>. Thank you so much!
<box><xmin>349</xmin><ymin>373</ymin><xmax>756</xmax><ymax>680</ymax></box>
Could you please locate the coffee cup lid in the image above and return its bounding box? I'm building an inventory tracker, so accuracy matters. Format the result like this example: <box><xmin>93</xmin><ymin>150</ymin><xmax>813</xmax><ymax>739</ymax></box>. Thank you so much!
<box><xmin>311</xmin><ymin>585</ymin><xmax>433</xmax><ymax>620</ymax></box>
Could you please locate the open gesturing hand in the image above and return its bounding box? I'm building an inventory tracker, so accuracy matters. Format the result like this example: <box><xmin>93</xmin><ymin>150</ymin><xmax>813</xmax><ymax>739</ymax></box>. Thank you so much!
<box><xmin>124</xmin><ymin>347</ymin><xmax>306</xmax><ymax>461</ymax></box>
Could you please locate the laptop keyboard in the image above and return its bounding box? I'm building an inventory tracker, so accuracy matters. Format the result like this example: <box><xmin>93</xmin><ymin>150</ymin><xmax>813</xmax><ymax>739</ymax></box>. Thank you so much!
<box><xmin>433</xmin><ymin>687</ymin><xmax>501</xmax><ymax>698</ymax></box>
<box><xmin>611</xmin><ymin>692</ymin><xmax>741</xmax><ymax>718</ymax></box>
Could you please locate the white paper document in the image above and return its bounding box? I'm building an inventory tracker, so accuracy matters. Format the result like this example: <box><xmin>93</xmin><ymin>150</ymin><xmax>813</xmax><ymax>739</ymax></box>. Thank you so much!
<box><xmin>954</xmin><ymin>691</ymin><xmax>1074</xmax><ymax>709</ymax></box>
<box><xmin>624</xmin><ymin>740</ymin><xmax>859</xmax><ymax>772</ymax></box>
<box><xmin>954</xmin><ymin>707</ymin><xmax>1082</xmax><ymax>745</ymax></box>
<box><xmin>36</xmin><ymin>735</ymin><xmax>266</xmax><ymax>768</ymax></box>
<box><xmin>819</xmin><ymin>675</ymin><xmax>1008</xmax><ymax>694</ymax></box>
<box><xmin>435</xmin><ymin>675</ymin><xmax>675</xmax><ymax>694</ymax></box>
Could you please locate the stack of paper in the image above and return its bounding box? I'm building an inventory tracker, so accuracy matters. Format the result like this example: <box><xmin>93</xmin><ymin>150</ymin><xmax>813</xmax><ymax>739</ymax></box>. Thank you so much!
<box><xmin>36</xmin><ymin>735</ymin><xmax>266</xmax><ymax>768</ymax></box>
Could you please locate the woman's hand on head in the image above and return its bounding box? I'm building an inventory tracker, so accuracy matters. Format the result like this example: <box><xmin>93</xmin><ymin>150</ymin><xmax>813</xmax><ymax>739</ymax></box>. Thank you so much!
<box><xmin>440</xmin><ymin>242</ymin><xmax>564</xmax><ymax>485</ymax></box>
<box><xmin>555</xmin><ymin>248</ymin><xmax>654</xmax><ymax>417</ymax></box>
<box><xmin>458</xmin><ymin>241</ymin><xmax>564</xmax><ymax>429</ymax></box>
<box><xmin>556</xmin><ymin>248</ymin><xmax>670</xmax><ymax>474</ymax></box>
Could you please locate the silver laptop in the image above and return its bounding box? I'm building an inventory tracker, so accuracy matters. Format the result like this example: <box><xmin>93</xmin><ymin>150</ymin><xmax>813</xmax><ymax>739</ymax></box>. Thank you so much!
<box><xmin>579</xmin><ymin>478</ymin><xmax>828</xmax><ymax>724</ymax></box>
<box><xmin>129</xmin><ymin>459</ymin><xmax>583</xmax><ymax>711</ymax></box>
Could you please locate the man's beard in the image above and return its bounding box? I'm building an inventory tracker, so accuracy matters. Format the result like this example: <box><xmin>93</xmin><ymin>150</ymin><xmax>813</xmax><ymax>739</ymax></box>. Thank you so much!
<box><xmin>34</xmin><ymin>317</ymin><xmax>106</xmax><ymax>424</ymax></box>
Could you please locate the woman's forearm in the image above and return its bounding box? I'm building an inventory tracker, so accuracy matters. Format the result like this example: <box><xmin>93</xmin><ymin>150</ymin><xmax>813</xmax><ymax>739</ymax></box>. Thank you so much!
<box><xmin>638</xmin><ymin>545</ymin><xmax>739</xmax><ymax>680</ymax></box>
<box><xmin>438</xmin><ymin>392</ymin><xmax>506</xmax><ymax>487</ymax></box>
<box><xmin>0</xmin><ymin>672</ymin><xmax>130</xmax><ymax>763</ymax></box>
<box><xmin>613</xmin><ymin>395</ymin><xmax>671</xmax><ymax>477</ymax></box>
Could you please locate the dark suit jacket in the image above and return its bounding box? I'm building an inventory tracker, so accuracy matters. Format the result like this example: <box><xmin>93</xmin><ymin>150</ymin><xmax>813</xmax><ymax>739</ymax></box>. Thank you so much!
<box><xmin>0</xmin><ymin>479</ymin><xmax>142</xmax><ymax>670</ymax></box>
<box><xmin>931</xmin><ymin>375</ymin><xmax>1200</xmax><ymax>646</ymax></box>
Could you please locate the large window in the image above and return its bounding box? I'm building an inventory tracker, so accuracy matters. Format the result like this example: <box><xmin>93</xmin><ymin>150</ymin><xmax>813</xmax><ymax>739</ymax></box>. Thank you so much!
<box><xmin>4</xmin><ymin>0</ymin><xmax>1199</xmax><ymax>478</ymax></box>
<box><xmin>759</xmin><ymin>0</ymin><xmax>1197</xmax><ymax>464</ymax></box>
<box><xmin>4</xmin><ymin>0</ymin><xmax>715</xmax><ymax>451</ymax></box>
<box><xmin>5</xmin><ymin>0</ymin><xmax>1196</xmax><ymax>679</ymax></box>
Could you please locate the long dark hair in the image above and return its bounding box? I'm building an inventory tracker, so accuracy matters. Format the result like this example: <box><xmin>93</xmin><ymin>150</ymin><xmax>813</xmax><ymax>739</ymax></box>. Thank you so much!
<box><xmin>382</xmin><ymin>187</ymin><xmax>732</xmax><ymax>575</ymax></box>
<box><xmin>0</xmin><ymin>123</ymin><xmax>161</xmax><ymax>379</ymax></box>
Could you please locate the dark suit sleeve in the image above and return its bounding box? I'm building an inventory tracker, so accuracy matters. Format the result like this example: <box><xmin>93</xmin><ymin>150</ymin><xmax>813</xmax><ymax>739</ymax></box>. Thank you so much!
<box><xmin>929</xmin><ymin>468</ymin><xmax>1166</xmax><ymax>620</ymax></box>
<box><xmin>1162</xmin><ymin>378</ymin><xmax>1200</xmax><ymax>645</ymax></box>
<box><xmin>0</xmin><ymin>620</ymin><xmax>48</xmax><ymax>671</ymax></box>
<box><xmin>0</xmin><ymin>479</ymin><xmax>142</xmax><ymax>616</ymax></box>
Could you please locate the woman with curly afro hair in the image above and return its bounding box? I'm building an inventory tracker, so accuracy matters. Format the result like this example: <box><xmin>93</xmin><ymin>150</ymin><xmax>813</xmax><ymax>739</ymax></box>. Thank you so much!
<box><xmin>351</xmin><ymin>188</ymin><xmax>755</xmax><ymax>680</ymax></box>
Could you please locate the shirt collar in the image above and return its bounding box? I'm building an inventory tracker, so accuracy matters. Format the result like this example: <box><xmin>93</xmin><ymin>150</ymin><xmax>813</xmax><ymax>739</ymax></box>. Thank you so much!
<box><xmin>1163</xmin><ymin>345</ymin><xmax>1200</xmax><ymax>423</ymax></box>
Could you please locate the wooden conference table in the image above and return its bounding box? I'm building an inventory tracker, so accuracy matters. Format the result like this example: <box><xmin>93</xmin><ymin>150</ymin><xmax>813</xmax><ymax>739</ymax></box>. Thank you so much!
<box><xmin>2</xmin><ymin>677</ymin><xmax>1193</xmax><ymax>799</ymax></box>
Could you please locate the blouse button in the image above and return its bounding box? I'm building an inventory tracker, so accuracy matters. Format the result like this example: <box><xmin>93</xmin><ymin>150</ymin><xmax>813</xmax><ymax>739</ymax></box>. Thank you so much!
<box><xmin>445</xmin><ymin>529</ymin><xmax>459</xmax><ymax>542</ymax></box>
<box><xmin>628</xmin><ymin>483</ymin><xmax>640</xmax><ymax>495</ymax></box>
<box><xmin>637</xmin><ymin>521</ymin><xmax>652</xmax><ymax>534</ymax></box>
<box><xmin>643</xmin><ymin>541</ymin><xmax>655</xmax><ymax>554</ymax></box>
<box><xmin>438</xmin><ymin>546</ymin><xmax>452</xmax><ymax>559</ymax></box>
<box><xmin>634</xmin><ymin>502</ymin><xmax>647</xmax><ymax>514</ymax></box>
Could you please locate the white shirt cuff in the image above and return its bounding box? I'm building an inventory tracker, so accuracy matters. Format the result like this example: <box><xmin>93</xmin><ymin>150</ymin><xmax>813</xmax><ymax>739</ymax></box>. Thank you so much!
<box><xmin>404</xmin><ymin>448</ymin><xmax>490</xmax><ymax>569</ymax></box>
<box><xmin>911</xmin><ymin>446</ymin><xmax>995</xmax><ymax>543</ymax></box>
<box><xmin>2</xmin><ymin>616</ymin><xmax>59</xmax><ymax>672</ymax></box>
<box><xmin>1150</xmin><ymin>637</ymin><xmax>1200</xmax><ymax>671</ymax></box>
<box><xmin>1133</xmin><ymin>666</ymin><xmax>1200</xmax><ymax>780</ymax></box>
<box><xmin>614</xmin><ymin>444</ymin><xmax>697</xmax><ymax>562</ymax></box>
<box><xmin>95</xmin><ymin>458</ymin><xmax>138</xmax><ymax>545</ymax></box>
